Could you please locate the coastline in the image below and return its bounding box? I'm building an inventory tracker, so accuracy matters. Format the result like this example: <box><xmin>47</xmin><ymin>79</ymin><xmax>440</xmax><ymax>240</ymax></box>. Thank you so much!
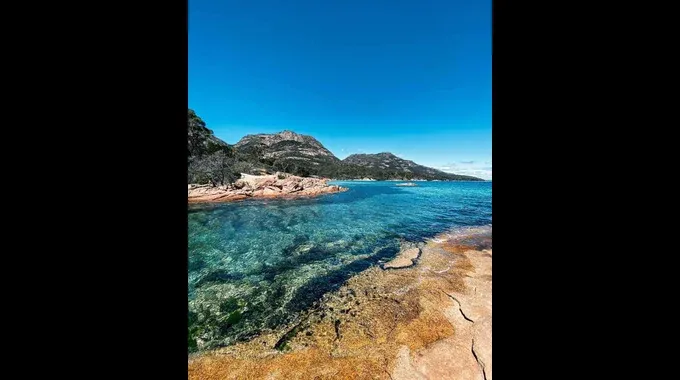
<box><xmin>188</xmin><ymin>173</ymin><xmax>348</xmax><ymax>204</ymax></box>
<box><xmin>330</xmin><ymin>180</ymin><xmax>491</xmax><ymax>185</ymax></box>
<box><xmin>188</xmin><ymin>226</ymin><xmax>492</xmax><ymax>380</ymax></box>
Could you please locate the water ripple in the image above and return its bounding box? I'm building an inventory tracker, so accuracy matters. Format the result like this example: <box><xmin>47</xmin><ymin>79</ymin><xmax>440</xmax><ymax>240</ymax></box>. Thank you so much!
<box><xmin>188</xmin><ymin>181</ymin><xmax>491</xmax><ymax>352</ymax></box>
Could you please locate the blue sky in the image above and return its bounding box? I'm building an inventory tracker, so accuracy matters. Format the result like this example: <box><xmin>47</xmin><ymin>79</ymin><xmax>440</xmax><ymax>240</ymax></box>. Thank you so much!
<box><xmin>189</xmin><ymin>0</ymin><xmax>491</xmax><ymax>179</ymax></box>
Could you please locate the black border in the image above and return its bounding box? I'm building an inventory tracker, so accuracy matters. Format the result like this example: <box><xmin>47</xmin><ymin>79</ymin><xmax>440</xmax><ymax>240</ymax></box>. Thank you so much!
<box><xmin>491</xmin><ymin>0</ymin><xmax>613</xmax><ymax>374</ymax></box>
<box><xmin>50</xmin><ymin>1</ymin><xmax>191</xmax><ymax>377</ymax></box>
<box><xmin>32</xmin><ymin>0</ymin><xmax>610</xmax><ymax>377</ymax></box>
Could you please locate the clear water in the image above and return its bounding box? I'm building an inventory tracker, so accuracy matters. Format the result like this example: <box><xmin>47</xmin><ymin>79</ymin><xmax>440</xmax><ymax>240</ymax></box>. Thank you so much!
<box><xmin>187</xmin><ymin>181</ymin><xmax>491</xmax><ymax>351</ymax></box>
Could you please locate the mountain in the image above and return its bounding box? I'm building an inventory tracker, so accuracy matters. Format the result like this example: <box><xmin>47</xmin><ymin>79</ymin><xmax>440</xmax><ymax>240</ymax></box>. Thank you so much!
<box><xmin>232</xmin><ymin>131</ymin><xmax>481</xmax><ymax>181</ymax></box>
<box><xmin>187</xmin><ymin>109</ymin><xmax>483</xmax><ymax>182</ymax></box>
<box><xmin>235</xmin><ymin>130</ymin><xmax>338</xmax><ymax>163</ymax></box>
<box><xmin>344</xmin><ymin>152</ymin><xmax>427</xmax><ymax>173</ymax></box>
<box><xmin>342</xmin><ymin>152</ymin><xmax>482</xmax><ymax>181</ymax></box>
<box><xmin>234</xmin><ymin>130</ymin><xmax>339</xmax><ymax>176</ymax></box>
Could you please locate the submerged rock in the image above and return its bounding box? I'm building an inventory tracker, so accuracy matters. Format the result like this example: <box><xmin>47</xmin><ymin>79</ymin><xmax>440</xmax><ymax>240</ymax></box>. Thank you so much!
<box><xmin>382</xmin><ymin>247</ymin><xmax>421</xmax><ymax>269</ymax></box>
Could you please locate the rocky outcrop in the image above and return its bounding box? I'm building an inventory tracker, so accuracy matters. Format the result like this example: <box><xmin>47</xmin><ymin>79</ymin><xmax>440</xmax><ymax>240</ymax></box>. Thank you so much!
<box><xmin>188</xmin><ymin>226</ymin><xmax>492</xmax><ymax>380</ymax></box>
<box><xmin>188</xmin><ymin>173</ymin><xmax>347</xmax><ymax>203</ymax></box>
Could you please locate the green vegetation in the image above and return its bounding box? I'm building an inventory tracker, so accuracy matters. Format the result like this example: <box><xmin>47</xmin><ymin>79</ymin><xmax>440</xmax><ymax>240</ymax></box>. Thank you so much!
<box><xmin>274</xmin><ymin>322</ymin><xmax>304</xmax><ymax>351</ymax></box>
<box><xmin>187</xmin><ymin>109</ymin><xmax>484</xmax><ymax>185</ymax></box>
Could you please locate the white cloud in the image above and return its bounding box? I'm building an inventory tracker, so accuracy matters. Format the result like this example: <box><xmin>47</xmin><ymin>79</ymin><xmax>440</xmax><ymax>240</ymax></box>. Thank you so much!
<box><xmin>435</xmin><ymin>161</ymin><xmax>492</xmax><ymax>180</ymax></box>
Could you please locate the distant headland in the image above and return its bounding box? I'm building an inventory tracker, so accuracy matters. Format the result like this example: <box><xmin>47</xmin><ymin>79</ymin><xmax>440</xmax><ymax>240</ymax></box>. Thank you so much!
<box><xmin>188</xmin><ymin>109</ymin><xmax>484</xmax><ymax>192</ymax></box>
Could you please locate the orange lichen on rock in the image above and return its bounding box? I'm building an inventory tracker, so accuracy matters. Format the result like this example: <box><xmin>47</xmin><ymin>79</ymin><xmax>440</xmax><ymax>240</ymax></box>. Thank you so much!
<box><xmin>188</xmin><ymin>228</ymin><xmax>492</xmax><ymax>380</ymax></box>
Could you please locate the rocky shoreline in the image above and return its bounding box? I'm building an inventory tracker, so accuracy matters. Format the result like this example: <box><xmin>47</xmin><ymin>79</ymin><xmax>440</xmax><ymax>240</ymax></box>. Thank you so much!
<box><xmin>188</xmin><ymin>173</ymin><xmax>348</xmax><ymax>203</ymax></box>
<box><xmin>188</xmin><ymin>226</ymin><xmax>492</xmax><ymax>380</ymax></box>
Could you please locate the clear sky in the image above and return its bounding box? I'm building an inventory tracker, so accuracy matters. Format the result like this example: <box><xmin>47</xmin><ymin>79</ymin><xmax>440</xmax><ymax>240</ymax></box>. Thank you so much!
<box><xmin>189</xmin><ymin>0</ymin><xmax>491</xmax><ymax>179</ymax></box>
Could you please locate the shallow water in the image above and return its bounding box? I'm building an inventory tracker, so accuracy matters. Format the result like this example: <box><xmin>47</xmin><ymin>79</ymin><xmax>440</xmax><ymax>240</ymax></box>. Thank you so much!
<box><xmin>187</xmin><ymin>181</ymin><xmax>491</xmax><ymax>352</ymax></box>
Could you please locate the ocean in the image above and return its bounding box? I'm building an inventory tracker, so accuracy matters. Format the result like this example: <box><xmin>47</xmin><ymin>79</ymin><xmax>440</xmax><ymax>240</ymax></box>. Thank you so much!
<box><xmin>187</xmin><ymin>180</ymin><xmax>491</xmax><ymax>352</ymax></box>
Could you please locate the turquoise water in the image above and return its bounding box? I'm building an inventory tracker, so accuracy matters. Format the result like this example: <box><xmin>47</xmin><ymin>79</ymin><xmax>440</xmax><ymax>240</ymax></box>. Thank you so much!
<box><xmin>187</xmin><ymin>181</ymin><xmax>491</xmax><ymax>352</ymax></box>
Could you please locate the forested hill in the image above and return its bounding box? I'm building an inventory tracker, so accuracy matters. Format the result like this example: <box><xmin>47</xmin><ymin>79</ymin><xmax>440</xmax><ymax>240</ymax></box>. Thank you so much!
<box><xmin>187</xmin><ymin>109</ymin><xmax>229</xmax><ymax>158</ymax></box>
<box><xmin>343</xmin><ymin>152</ymin><xmax>482</xmax><ymax>181</ymax></box>
<box><xmin>187</xmin><ymin>109</ymin><xmax>484</xmax><ymax>183</ymax></box>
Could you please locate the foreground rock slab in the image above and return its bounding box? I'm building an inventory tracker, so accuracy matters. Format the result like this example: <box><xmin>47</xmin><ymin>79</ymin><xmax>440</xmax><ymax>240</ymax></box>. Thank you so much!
<box><xmin>188</xmin><ymin>226</ymin><xmax>492</xmax><ymax>380</ymax></box>
<box><xmin>188</xmin><ymin>173</ymin><xmax>348</xmax><ymax>203</ymax></box>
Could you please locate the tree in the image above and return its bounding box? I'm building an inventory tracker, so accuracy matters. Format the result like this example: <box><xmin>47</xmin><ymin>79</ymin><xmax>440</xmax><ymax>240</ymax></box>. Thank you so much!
<box><xmin>273</xmin><ymin>159</ymin><xmax>292</xmax><ymax>174</ymax></box>
<box><xmin>294</xmin><ymin>165</ymin><xmax>310</xmax><ymax>177</ymax></box>
<box><xmin>188</xmin><ymin>150</ymin><xmax>237</xmax><ymax>186</ymax></box>
<box><xmin>187</xmin><ymin>109</ymin><xmax>208</xmax><ymax>158</ymax></box>
<box><xmin>232</xmin><ymin>160</ymin><xmax>256</xmax><ymax>176</ymax></box>
<box><xmin>209</xmin><ymin>150</ymin><xmax>236</xmax><ymax>185</ymax></box>
<box><xmin>187</xmin><ymin>108</ymin><xmax>231</xmax><ymax>160</ymax></box>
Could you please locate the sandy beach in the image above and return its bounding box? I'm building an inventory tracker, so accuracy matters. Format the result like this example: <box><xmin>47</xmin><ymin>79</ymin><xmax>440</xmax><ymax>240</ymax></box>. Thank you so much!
<box><xmin>188</xmin><ymin>226</ymin><xmax>492</xmax><ymax>380</ymax></box>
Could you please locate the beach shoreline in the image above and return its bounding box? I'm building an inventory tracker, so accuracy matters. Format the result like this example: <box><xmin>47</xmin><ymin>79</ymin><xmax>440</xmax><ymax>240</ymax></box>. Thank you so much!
<box><xmin>188</xmin><ymin>226</ymin><xmax>492</xmax><ymax>380</ymax></box>
<box><xmin>188</xmin><ymin>173</ymin><xmax>348</xmax><ymax>204</ymax></box>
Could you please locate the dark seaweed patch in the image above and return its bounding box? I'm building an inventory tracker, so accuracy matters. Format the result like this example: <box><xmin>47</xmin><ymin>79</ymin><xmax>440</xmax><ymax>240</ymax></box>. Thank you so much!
<box><xmin>189</xmin><ymin>256</ymin><xmax>206</xmax><ymax>272</ymax></box>
<box><xmin>274</xmin><ymin>322</ymin><xmax>304</xmax><ymax>351</ymax></box>
<box><xmin>281</xmin><ymin>245</ymin><xmax>398</xmax><ymax>318</ymax></box>
<box><xmin>196</xmin><ymin>269</ymin><xmax>245</xmax><ymax>287</ymax></box>
<box><xmin>188</xmin><ymin>235</ymin><xmax>401</xmax><ymax>351</ymax></box>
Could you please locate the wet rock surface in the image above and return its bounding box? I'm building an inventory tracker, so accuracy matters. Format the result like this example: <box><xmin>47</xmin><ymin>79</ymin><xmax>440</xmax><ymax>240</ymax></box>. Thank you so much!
<box><xmin>188</xmin><ymin>226</ymin><xmax>492</xmax><ymax>380</ymax></box>
<box><xmin>382</xmin><ymin>247</ymin><xmax>421</xmax><ymax>269</ymax></box>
